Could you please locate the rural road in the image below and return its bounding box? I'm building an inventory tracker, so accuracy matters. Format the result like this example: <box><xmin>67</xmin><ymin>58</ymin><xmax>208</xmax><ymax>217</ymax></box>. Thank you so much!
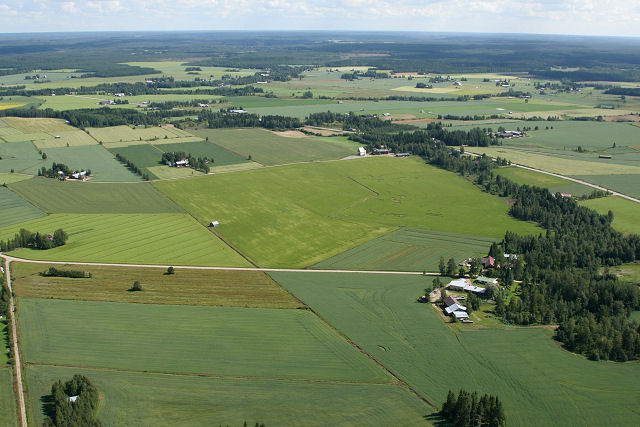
<box><xmin>3</xmin><ymin>258</ymin><xmax>27</xmax><ymax>427</ymax></box>
<box><xmin>466</xmin><ymin>151</ymin><xmax>640</xmax><ymax>204</ymax></box>
<box><xmin>0</xmin><ymin>254</ymin><xmax>437</xmax><ymax>276</ymax></box>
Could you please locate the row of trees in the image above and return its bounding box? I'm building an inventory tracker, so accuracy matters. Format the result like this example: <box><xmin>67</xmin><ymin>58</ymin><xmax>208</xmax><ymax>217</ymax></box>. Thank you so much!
<box><xmin>198</xmin><ymin>110</ymin><xmax>302</xmax><ymax>130</ymax></box>
<box><xmin>40</xmin><ymin>267</ymin><xmax>89</xmax><ymax>278</ymax></box>
<box><xmin>441</xmin><ymin>389</ymin><xmax>506</xmax><ymax>427</ymax></box>
<box><xmin>44</xmin><ymin>375</ymin><xmax>101</xmax><ymax>427</ymax></box>
<box><xmin>0</xmin><ymin>228</ymin><xmax>68</xmax><ymax>252</ymax></box>
<box><xmin>114</xmin><ymin>153</ymin><xmax>150</xmax><ymax>180</ymax></box>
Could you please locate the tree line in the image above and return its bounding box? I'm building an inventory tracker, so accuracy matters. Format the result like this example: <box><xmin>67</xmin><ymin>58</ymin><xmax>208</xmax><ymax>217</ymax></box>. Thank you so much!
<box><xmin>114</xmin><ymin>153</ymin><xmax>150</xmax><ymax>180</ymax></box>
<box><xmin>0</xmin><ymin>228</ymin><xmax>68</xmax><ymax>252</ymax></box>
<box><xmin>440</xmin><ymin>389</ymin><xmax>506</xmax><ymax>427</ymax></box>
<box><xmin>40</xmin><ymin>267</ymin><xmax>90</xmax><ymax>279</ymax></box>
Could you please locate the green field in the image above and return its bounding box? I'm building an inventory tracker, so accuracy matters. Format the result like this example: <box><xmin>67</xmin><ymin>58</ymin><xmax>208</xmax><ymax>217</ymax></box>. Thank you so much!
<box><xmin>0</xmin><ymin>186</ymin><xmax>46</xmax><ymax>228</ymax></box>
<box><xmin>0</xmin><ymin>213</ymin><xmax>249</xmax><ymax>267</ymax></box>
<box><xmin>157</xmin><ymin>140</ymin><xmax>250</xmax><ymax>167</ymax></box>
<box><xmin>19</xmin><ymin>298</ymin><xmax>391</xmax><ymax>383</ymax></box>
<box><xmin>581</xmin><ymin>196</ymin><xmax>640</xmax><ymax>235</ymax></box>
<box><xmin>0</xmin><ymin>141</ymin><xmax>42</xmax><ymax>173</ymax></box>
<box><xmin>0</xmin><ymin>368</ymin><xmax>17</xmax><ymax>427</ymax></box>
<box><xmin>12</xmin><ymin>262</ymin><xmax>299</xmax><ymax>309</ymax></box>
<box><xmin>0</xmin><ymin>117</ymin><xmax>96</xmax><ymax>148</ymax></box>
<box><xmin>609</xmin><ymin>262</ymin><xmax>640</xmax><ymax>284</ymax></box>
<box><xmin>9</xmin><ymin>178</ymin><xmax>180</xmax><ymax>213</ymax></box>
<box><xmin>0</xmin><ymin>173</ymin><xmax>32</xmax><ymax>184</ymax></box>
<box><xmin>314</xmin><ymin>228</ymin><xmax>496</xmax><ymax>272</ymax></box>
<box><xmin>26</xmin><ymin>365</ymin><xmax>430</xmax><ymax>427</ymax></box>
<box><xmin>495</xmin><ymin>166</ymin><xmax>593</xmax><ymax>196</ymax></box>
<box><xmin>271</xmin><ymin>271</ymin><xmax>640</xmax><ymax>426</ymax></box>
<box><xmin>105</xmin><ymin>144</ymin><xmax>163</xmax><ymax>168</ymax></box>
<box><xmin>155</xmin><ymin>157</ymin><xmax>540</xmax><ymax>267</ymax></box>
<box><xmin>515</xmin><ymin>121</ymin><xmax>640</xmax><ymax>151</ymax></box>
<box><xmin>192</xmin><ymin>128</ymin><xmax>360</xmax><ymax>166</ymax></box>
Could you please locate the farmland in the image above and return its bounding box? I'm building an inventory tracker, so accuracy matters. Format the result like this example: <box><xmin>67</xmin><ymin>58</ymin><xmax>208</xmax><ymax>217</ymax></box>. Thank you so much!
<box><xmin>0</xmin><ymin>368</ymin><xmax>17</xmax><ymax>427</ymax></box>
<box><xmin>192</xmin><ymin>128</ymin><xmax>359</xmax><ymax>166</ymax></box>
<box><xmin>9</xmin><ymin>178</ymin><xmax>180</xmax><ymax>213</ymax></box>
<box><xmin>314</xmin><ymin>228</ymin><xmax>496</xmax><ymax>272</ymax></box>
<box><xmin>26</xmin><ymin>366</ymin><xmax>429</xmax><ymax>427</ymax></box>
<box><xmin>494</xmin><ymin>166</ymin><xmax>593</xmax><ymax>196</ymax></box>
<box><xmin>271</xmin><ymin>271</ymin><xmax>640</xmax><ymax>427</ymax></box>
<box><xmin>0</xmin><ymin>213</ymin><xmax>249</xmax><ymax>267</ymax></box>
<box><xmin>0</xmin><ymin>173</ymin><xmax>32</xmax><ymax>184</ymax></box>
<box><xmin>156</xmin><ymin>156</ymin><xmax>540</xmax><ymax>267</ymax></box>
<box><xmin>11</xmin><ymin>262</ymin><xmax>298</xmax><ymax>308</ymax></box>
<box><xmin>0</xmin><ymin>142</ymin><xmax>42</xmax><ymax>174</ymax></box>
<box><xmin>0</xmin><ymin>186</ymin><xmax>46</xmax><ymax>228</ymax></box>
<box><xmin>87</xmin><ymin>125</ymin><xmax>198</xmax><ymax>144</ymax></box>
<box><xmin>581</xmin><ymin>196</ymin><xmax>640</xmax><ymax>235</ymax></box>
<box><xmin>0</xmin><ymin>117</ymin><xmax>96</xmax><ymax>148</ymax></box>
<box><xmin>19</xmin><ymin>298</ymin><xmax>391</xmax><ymax>383</ymax></box>
<box><xmin>156</xmin><ymin>140</ymin><xmax>250</xmax><ymax>167</ymax></box>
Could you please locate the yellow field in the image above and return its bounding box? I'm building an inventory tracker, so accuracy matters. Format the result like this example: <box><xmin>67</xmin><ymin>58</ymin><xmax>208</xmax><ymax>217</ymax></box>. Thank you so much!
<box><xmin>0</xmin><ymin>103</ymin><xmax>25</xmax><ymax>110</ymax></box>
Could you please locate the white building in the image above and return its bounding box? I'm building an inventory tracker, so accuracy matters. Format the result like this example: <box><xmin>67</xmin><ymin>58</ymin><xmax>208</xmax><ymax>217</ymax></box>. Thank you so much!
<box><xmin>358</xmin><ymin>147</ymin><xmax>366</xmax><ymax>156</ymax></box>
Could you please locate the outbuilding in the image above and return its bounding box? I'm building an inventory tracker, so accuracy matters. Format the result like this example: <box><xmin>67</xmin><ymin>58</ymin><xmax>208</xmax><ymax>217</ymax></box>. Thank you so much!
<box><xmin>209</xmin><ymin>221</ymin><xmax>220</xmax><ymax>227</ymax></box>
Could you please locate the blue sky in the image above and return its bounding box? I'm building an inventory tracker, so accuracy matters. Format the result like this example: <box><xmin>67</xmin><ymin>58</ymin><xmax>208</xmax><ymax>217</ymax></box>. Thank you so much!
<box><xmin>0</xmin><ymin>0</ymin><xmax>638</xmax><ymax>37</ymax></box>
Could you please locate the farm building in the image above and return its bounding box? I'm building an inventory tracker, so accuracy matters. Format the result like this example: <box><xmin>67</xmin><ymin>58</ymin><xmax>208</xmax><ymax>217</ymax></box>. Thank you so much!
<box><xmin>503</xmin><ymin>253</ymin><xmax>518</xmax><ymax>261</ymax></box>
<box><xmin>447</xmin><ymin>278</ymin><xmax>487</xmax><ymax>294</ymax></box>
<box><xmin>229</xmin><ymin>109</ymin><xmax>248</xmax><ymax>114</ymax></box>
<box><xmin>395</xmin><ymin>152</ymin><xmax>411</xmax><ymax>157</ymax></box>
<box><xmin>482</xmin><ymin>256</ymin><xmax>495</xmax><ymax>269</ymax></box>
<box><xmin>373</xmin><ymin>148</ymin><xmax>390</xmax><ymax>155</ymax></box>
<box><xmin>599</xmin><ymin>155</ymin><xmax>612</xmax><ymax>159</ymax></box>
<box><xmin>358</xmin><ymin>147</ymin><xmax>366</xmax><ymax>156</ymax></box>
<box><xmin>209</xmin><ymin>221</ymin><xmax>220</xmax><ymax>227</ymax></box>
<box><xmin>476</xmin><ymin>276</ymin><xmax>498</xmax><ymax>286</ymax></box>
<box><xmin>443</xmin><ymin>296</ymin><xmax>469</xmax><ymax>320</ymax></box>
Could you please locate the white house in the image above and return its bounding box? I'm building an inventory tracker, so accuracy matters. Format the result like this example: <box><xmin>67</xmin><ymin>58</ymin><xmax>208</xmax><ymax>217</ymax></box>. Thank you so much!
<box><xmin>358</xmin><ymin>147</ymin><xmax>366</xmax><ymax>156</ymax></box>
<box><xmin>210</xmin><ymin>221</ymin><xmax>220</xmax><ymax>227</ymax></box>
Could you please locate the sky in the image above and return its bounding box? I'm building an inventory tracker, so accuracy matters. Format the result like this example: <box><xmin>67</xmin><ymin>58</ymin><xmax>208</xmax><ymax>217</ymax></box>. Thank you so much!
<box><xmin>0</xmin><ymin>0</ymin><xmax>639</xmax><ymax>37</ymax></box>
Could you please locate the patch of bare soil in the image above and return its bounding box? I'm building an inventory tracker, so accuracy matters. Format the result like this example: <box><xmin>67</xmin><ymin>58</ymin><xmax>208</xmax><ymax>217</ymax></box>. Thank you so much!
<box><xmin>271</xmin><ymin>130</ymin><xmax>308</xmax><ymax>138</ymax></box>
<box><xmin>603</xmin><ymin>115</ymin><xmax>640</xmax><ymax>122</ymax></box>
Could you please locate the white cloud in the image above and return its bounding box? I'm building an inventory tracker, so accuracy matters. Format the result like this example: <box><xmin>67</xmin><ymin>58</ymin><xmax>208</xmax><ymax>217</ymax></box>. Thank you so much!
<box><xmin>0</xmin><ymin>0</ymin><xmax>639</xmax><ymax>36</ymax></box>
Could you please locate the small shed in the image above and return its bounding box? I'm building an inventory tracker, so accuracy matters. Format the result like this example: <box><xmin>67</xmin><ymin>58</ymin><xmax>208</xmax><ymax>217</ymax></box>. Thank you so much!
<box><xmin>358</xmin><ymin>147</ymin><xmax>366</xmax><ymax>156</ymax></box>
<box><xmin>68</xmin><ymin>395</ymin><xmax>79</xmax><ymax>403</ymax></box>
<box><xmin>209</xmin><ymin>221</ymin><xmax>220</xmax><ymax>227</ymax></box>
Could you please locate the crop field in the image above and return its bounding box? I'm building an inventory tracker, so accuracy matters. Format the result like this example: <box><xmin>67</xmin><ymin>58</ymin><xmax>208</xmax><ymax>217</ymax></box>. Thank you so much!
<box><xmin>11</xmin><ymin>262</ymin><xmax>298</xmax><ymax>308</ymax></box>
<box><xmin>9</xmin><ymin>178</ymin><xmax>180</xmax><ymax>213</ymax></box>
<box><xmin>87</xmin><ymin>125</ymin><xmax>197</xmax><ymax>144</ymax></box>
<box><xmin>581</xmin><ymin>196</ymin><xmax>640</xmax><ymax>235</ymax></box>
<box><xmin>0</xmin><ymin>173</ymin><xmax>32</xmax><ymax>184</ymax></box>
<box><xmin>0</xmin><ymin>117</ymin><xmax>96</xmax><ymax>148</ymax></box>
<box><xmin>26</xmin><ymin>365</ymin><xmax>429</xmax><ymax>427</ymax></box>
<box><xmin>0</xmin><ymin>186</ymin><xmax>46</xmax><ymax>228</ymax></box>
<box><xmin>494</xmin><ymin>167</ymin><xmax>594</xmax><ymax>195</ymax></box>
<box><xmin>155</xmin><ymin>157</ymin><xmax>540</xmax><ymax>268</ymax></box>
<box><xmin>156</xmin><ymin>140</ymin><xmax>250</xmax><ymax>167</ymax></box>
<box><xmin>107</xmin><ymin>144</ymin><xmax>163</xmax><ymax>167</ymax></box>
<box><xmin>0</xmin><ymin>368</ymin><xmax>17</xmax><ymax>427</ymax></box>
<box><xmin>313</xmin><ymin>228</ymin><xmax>496</xmax><ymax>272</ymax></box>
<box><xmin>192</xmin><ymin>128</ymin><xmax>359</xmax><ymax>166</ymax></box>
<box><xmin>0</xmin><ymin>213</ymin><xmax>248</xmax><ymax>267</ymax></box>
<box><xmin>19</xmin><ymin>298</ymin><xmax>391</xmax><ymax>383</ymax></box>
<box><xmin>145</xmin><ymin>165</ymin><xmax>205</xmax><ymax>180</ymax></box>
<box><xmin>0</xmin><ymin>141</ymin><xmax>42</xmax><ymax>173</ymax></box>
<box><xmin>271</xmin><ymin>271</ymin><xmax>640</xmax><ymax>427</ymax></box>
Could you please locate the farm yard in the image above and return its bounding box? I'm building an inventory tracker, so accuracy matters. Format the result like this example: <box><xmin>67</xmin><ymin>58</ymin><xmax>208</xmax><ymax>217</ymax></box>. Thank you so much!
<box><xmin>0</xmin><ymin>213</ymin><xmax>249</xmax><ymax>266</ymax></box>
<box><xmin>11</xmin><ymin>262</ymin><xmax>298</xmax><ymax>308</ymax></box>
<box><xmin>155</xmin><ymin>156</ymin><xmax>539</xmax><ymax>268</ymax></box>
<box><xmin>313</xmin><ymin>228</ymin><xmax>496</xmax><ymax>272</ymax></box>
<box><xmin>271</xmin><ymin>271</ymin><xmax>640</xmax><ymax>427</ymax></box>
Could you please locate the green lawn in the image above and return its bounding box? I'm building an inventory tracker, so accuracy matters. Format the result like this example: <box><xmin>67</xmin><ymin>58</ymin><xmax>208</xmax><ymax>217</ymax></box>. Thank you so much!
<box><xmin>9</xmin><ymin>178</ymin><xmax>181</xmax><ymax>213</ymax></box>
<box><xmin>313</xmin><ymin>228</ymin><xmax>496</xmax><ymax>272</ymax></box>
<box><xmin>26</xmin><ymin>365</ymin><xmax>430</xmax><ymax>427</ymax></box>
<box><xmin>0</xmin><ymin>186</ymin><xmax>46</xmax><ymax>228</ymax></box>
<box><xmin>581</xmin><ymin>196</ymin><xmax>640</xmax><ymax>235</ymax></box>
<box><xmin>192</xmin><ymin>128</ymin><xmax>359</xmax><ymax>166</ymax></box>
<box><xmin>271</xmin><ymin>271</ymin><xmax>640</xmax><ymax>427</ymax></box>
<box><xmin>0</xmin><ymin>213</ymin><xmax>249</xmax><ymax>267</ymax></box>
<box><xmin>0</xmin><ymin>368</ymin><xmax>17</xmax><ymax>427</ymax></box>
<box><xmin>11</xmin><ymin>262</ymin><xmax>299</xmax><ymax>309</ymax></box>
<box><xmin>155</xmin><ymin>157</ymin><xmax>540</xmax><ymax>268</ymax></box>
<box><xmin>19</xmin><ymin>298</ymin><xmax>391</xmax><ymax>383</ymax></box>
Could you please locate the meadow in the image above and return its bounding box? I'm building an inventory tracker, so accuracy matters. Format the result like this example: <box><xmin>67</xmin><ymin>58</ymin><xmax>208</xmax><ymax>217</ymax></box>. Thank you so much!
<box><xmin>0</xmin><ymin>141</ymin><xmax>42</xmax><ymax>174</ymax></box>
<box><xmin>0</xmin><ymin>173</ymin><xmax>32</xmax><ymax>184</ymax></box>
<box><xmin>0</xmin><ymin>213</ymin><xmax>249</xmax><ymax>267</ymax></box>
<box><xmin>19</xmin><ymin>298</ymin><xmax>391</xmax><ymax>383</ymax></box>
<box><xmin>87</xmin><ymin>125</ymin><xmax>197</xmax><ymax>144</ymax></box>
<box><xmin>9</xmin><ymin>178</ymin><xmax>180</xmax><ymax>213</ymax></box>
<box><xmin>271</xmin><ymin>271</ymin><xmax>640</xmax><ymax>427</ymax></box>
<box><xmin>0</xmin><ymin>186</ymin><xmax>46</xmax><ymax>228</ymax></box>
<box><xmin>192</xmin><ymin>128</ymin><xmax>359</xmax><ymax>166</ymax></box>
<box><xmin>26</xmin><ymin>365</ymin><xmax>429</xmax><ymax>427</ymax></box>
<box><xmin>0</xmin><ymin>367</ymin><xmax>17</xmax><ymax>427</ymax></box>
<box><xmin>11</xmin><ymin>262</ymin><xmax>298</xmax><ymax>309</ymax></box>
<box><xmin>581</xmin><ymin>196</ymin><xmax>640</xmax><ymax>235</ymax></box>
<box><xmin>155</xmin><ymin>157</ymin><xmax>540</xmax><ymax>267</ymax></box>
<box><xmin>313</xmin><ymin>228</ymin><xmax>496</xmax><ymax>272</ymax></box>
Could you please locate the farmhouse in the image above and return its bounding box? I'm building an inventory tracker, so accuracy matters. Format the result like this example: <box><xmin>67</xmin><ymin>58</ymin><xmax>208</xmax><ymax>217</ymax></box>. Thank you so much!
<box><xmin>175</xmin><ymin>159</ymin><xmax>189</xmax><ymax>167</ymax></box>
<box><xmin>447</xmin><ymin>278</ymin><xmax>487</xmax><ymax>295</ymax></box>
<box><xmin>443</xmin><ymin>296</ymin><xmax>469</xmax><ymax>320</ymax></box>
<box><xmin>373</xmin><ymin>148</ymin><xmax>390</xmax><ymax>155</ymax></box>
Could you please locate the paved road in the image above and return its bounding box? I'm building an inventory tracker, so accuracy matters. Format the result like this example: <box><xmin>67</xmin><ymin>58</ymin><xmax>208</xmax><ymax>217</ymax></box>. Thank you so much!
<box><xmin>3</xmin><ymin>258</ymin><xmax>27</xmax><ymax>427</ymax></box>
<box><xmin>0</xmin><ymin>254</ymin><xmax>436</xmax><ymax>276</ymax></box>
